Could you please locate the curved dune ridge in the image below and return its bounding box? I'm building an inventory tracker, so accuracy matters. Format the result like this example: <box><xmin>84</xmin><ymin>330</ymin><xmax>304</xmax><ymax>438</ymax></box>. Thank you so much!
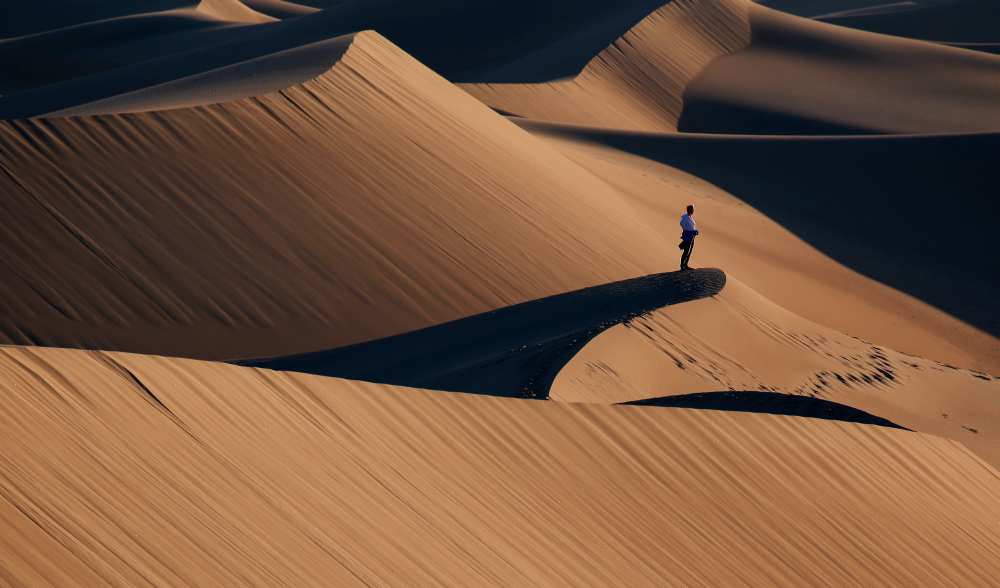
<box><xmin>763</xmin><ymin>0</ymin><xmax>1000</xmax><ymax>48</ymax></box>
<box><xmin>0</xmin><ymin>30</ymin><xmax>671</xmax><ymax>360</ymax></box>
<box><xmin>519</xmin><ymin>121</ymin><xmax>1000</xmax><ymax>372</ymax></box>
<box><xmin>680</xmin><ymin>3</ymin><xmax>1000</xmax><ymax>134</ymax></box>
<box><xmin>462</xmin><ymin>0</ymin><xmax>1000</xmax><ymax>135</ymax></box>
<box><xmin>242</xmin><ymin>269</ymin><xmax>726</xmax><ymax>398</ymax></box>
<box><xmin>2</xmin><ymin>346</ymin><xmax>1000</xmax><ymax>586</ymax></box>
<box><xmin>463</xmin><ymin>0</ymin><xmax>752</xmax><ymax>131</ymax></box>
<box><xmin>0</xmin><ymin>1</ymin><xmax>271</xmax><ymax>38</ymax></box>
<box><xmin>0</xmin><ymin>1</ymin><xmax>274</xmax><ymax>96</ymax></box>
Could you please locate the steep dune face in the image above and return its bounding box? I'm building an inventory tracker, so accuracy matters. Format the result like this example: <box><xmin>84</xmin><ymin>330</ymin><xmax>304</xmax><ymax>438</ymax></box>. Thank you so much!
<box><xmin>463</xmin><ymin>0</ymin><xmax>752</xmax><ymax>131</ymax></box>
<box><xmin>681</xmin><ymin>4</ymin><xmax>1000</xmax><ymax>134</ymax></box>
<box><xmin>0</xmin><ymin>31</ymin><xmax>667</xmax><ymax>360</ymax></box>
<box><xmin>2</xmin><ymin>346</ymin><xmax>1000</xmax><ymax>586</ymax></box>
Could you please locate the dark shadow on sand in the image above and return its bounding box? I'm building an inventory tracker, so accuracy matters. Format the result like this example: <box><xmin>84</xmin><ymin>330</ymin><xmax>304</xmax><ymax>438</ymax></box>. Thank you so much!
<box><xmin>239</xmin><ymin>268</ymin><xmax>725</xmax><ymax>398</ymax></box>
<box><xmin>626</xmin><ymin>391</ymin><xmax>909</xmax><ymax>429</ymax></box>
<box><xmin>520</xmin><ymin>120</ymin><xmax>1000</xmax><ymax>340</ymax></box>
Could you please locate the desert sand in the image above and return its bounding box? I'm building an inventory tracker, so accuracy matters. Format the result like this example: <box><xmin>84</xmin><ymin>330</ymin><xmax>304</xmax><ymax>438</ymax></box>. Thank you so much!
<box><xmin>1</xmin><ymin>0</ymin><xmax>999</xmax><ymax>585</ymax></box>
<box><xmin>3</xmin><ymin>346</ymin><xmax>1000</xmax><ymax>586</ymax></box>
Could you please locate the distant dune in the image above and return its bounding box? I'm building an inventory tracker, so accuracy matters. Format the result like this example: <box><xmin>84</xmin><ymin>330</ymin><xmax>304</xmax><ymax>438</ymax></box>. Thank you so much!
<box><xmin>463</xmin><ymin>0</ymin><xmax>752</xmax><ymax>131</ymax></box>
<box><xmin>0</xmin><ymin>1</ymin><xmax>273</xmax><ymax>97</ymax></box>
<box><xmin>3</xmin><ymin>346</ymin><xmax>999</xmax><ymax>586</ymax></box>
<box><xmin>681</xmin><ymin>4</ymin><xmax>1000</xmax><ymax>134</ymax></box>
<box><xmin>464</xmin><ymin>1</ymin><xmax>1000</xmax><ymax>134</ymax></box>
<box><xmin>762</xmin><ymin>0</ymin><xmax>1000</xmax><ymax>47</ymax></box>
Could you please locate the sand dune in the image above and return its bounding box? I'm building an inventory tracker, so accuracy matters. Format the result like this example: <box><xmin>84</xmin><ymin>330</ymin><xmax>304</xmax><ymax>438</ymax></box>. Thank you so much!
<box><xmin>0</xmin><ymin>1</ymin><xmax>269</xmax><ymax>38</ymax></box>
<box><xmin>241</xmin><ymin>0</ymin><xmax>320</xmax><ymax>18</ymax></box>
<box><xmin>243</xmin><ymin>269</ymin><xmax>726</xmax><ymax>398</ymax></box>
<box><xmin>463</xmin><ymin>0</ymin><xmax>752</xmax><ymax>131</ymax></box>
<box><xmin>681</xmin><ymin>4</ymin><xmax>1000</xmax><ymax>134</ymax></box>
<box><xmin>0</xmin><ymin>2</ymin><xmax>274</xmax><ymax>97</ymax></box>
<box><xmin>766</xmin><ymin>0</ymin><xmax>1000</xmax><ymax>46</ymax></box>
<box><xmin>521</xmin><ymin>121</ymin><xmax>1000</xmax><ymax>372</ymax></box>
<box><xmin>3</xmin><ymin>346</ymin><xmax>1000</xmax><ymax>586</ymax></box>
<box><xmin>554</xmin><ymin>277</ymin><xmax>1000</xmax><ymax>467</ymax></box>
<box><xmin>0</xmin><ymin>31</ymin><xmax>671</xmax><ymax>360</ymax></box>
<box><xmin>247</xmin><ymin>0</ymin><xmax>677</xmax><ymax>82</ymax></box>
<box><xmin>463</xmin><ymin>1</ymin><xmax>1000</xmax><ymax>135</ymax></box>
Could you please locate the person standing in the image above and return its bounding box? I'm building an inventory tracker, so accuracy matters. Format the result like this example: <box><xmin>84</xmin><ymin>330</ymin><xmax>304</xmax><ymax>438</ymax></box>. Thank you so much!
<box><xmin>679</xmin><ymin>204</ymin><xmax>699</xmax><ymax>271</ymax></box>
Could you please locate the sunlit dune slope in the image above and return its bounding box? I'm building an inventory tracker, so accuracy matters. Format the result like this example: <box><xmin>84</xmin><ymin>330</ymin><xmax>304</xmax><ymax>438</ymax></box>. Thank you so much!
<box><xmin>462</xmin><ymin>0</ymin><xmax>752</xmax><ymax>131</ymax></box>
<box><xmin>553</xmin><ymin>278</ymin><xmax>1000</xmax><ymax>467</ymax></box>
<box><xmin>0</xmin><ymin>31</ymin><xmax>667</xmax><ymax>360</ymax></box>
<box><xmin>2</xmin><ymin>346</ymin><xmax>1000</xmax><ymax>586</ymax></box>
<box><xmin>681</xmin><ymin>4</ymin><xmax>1000</xmax><ymax>134</ymax></box>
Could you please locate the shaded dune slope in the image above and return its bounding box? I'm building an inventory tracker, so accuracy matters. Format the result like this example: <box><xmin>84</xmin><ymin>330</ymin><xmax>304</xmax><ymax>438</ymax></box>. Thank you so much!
<box><xmin>241</xmin><ymin>0</ymin><xmax>320</xmax><ymax>19</ymax></box>
<box><xmin>256</xmin><ymin>0</ymin><xmax>675</xmax><ymax>82</ymax></box>
<box><xmin>681</xmin><ymin>4</ymin><xmax>1000</xmax><ymax>134</ymax></box>
<box><xmin>815</xmin><ymin>0</ymin><xmax>1000</xmax><ymax>45</ymax></box>
<box><xmin>242</xmin><ymin>269</ymin><xmax>725</xmax><ymax>398</ymax></box>
<box><xmin>0</xmin><ymin>31</ymin><xmax>669</xmax><ymax>360</ymax></box>
<box><xmin>3</xmin><ymin>346</ymin><xmax>1000</xmax><ymax>585</ymax></box>
<box><xmin>521</xmin><ymin>120</ymin><xmax>1000</xmax><ymax>362</ymax></box>
<box><xmin>0</xmin><ymin>1</ymin><xmax>274</xmax><ymax>96</ymax></box>
<box><xmin>0</xmin><ymin>10</ymin><xmax>343</xmax><ymax>118</ymax></box>
<box><xmin>523</xmin><ymin>131</ymin><xmax>998</xmax><ymax>372</ymax></box>
<box><xmin>0</xmin><ymin>1</ymin><xmax>271</xmax><ymax>38</ymax></box>
<box><xmin>463</xmin><ymin>0</ymin><xmax>752</xmax><ymax>131</ymax></box>
<box><xmin>0</xmin><ymin>0</ymin><xmax>695</xmax><ymax>116</ymax></box>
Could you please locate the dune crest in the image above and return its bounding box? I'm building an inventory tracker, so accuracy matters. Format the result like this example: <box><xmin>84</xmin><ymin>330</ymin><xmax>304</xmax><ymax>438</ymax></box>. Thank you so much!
<box><xmin>0</xmin><ymin>31</ymin><xmax>668</xmax><ymax>360</ymax></box>
<box><xmin>2</xmin><ymin>346</ymin><xmax>999</xmax><ymax>586</ymax></box>
<box><xmin>680</xmin><ymin>4</ymin><xmax>1000</xmax><ymax>134</ymax></box>
<box><xmin>463</xmin><ymin>0</ymin><xmax>751</xmax><ymax>131</ymax></box>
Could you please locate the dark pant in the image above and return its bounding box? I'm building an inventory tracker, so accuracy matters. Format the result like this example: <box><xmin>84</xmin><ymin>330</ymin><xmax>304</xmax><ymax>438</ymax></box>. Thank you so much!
<box><xmin>680</xmin><ymin>238</ymin><xmax>695</xmax><ymax>269</ymax></box>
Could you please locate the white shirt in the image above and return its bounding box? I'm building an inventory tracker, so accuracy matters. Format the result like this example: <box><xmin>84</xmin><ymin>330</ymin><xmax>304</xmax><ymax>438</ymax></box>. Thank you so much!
<box><xmin>680</xmin><ymin>213</ymin><xmax>697</xmax><ymax>232</ymax></box>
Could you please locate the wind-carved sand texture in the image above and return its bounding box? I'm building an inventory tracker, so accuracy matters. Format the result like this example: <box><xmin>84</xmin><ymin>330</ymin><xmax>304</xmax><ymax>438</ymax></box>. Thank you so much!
<box><xmin>0</xmin><ymin>32</ymin><xmax>671</xmax><ymax>359</ymax></box>
<box><xmin>2</xmin><ymin>346</ymin><xmax>1000</xmax><ymax>586</ymax></box>
<box><xmin>1</xmin><ymin>0</ymin><xmax>999</xmax><ymax>585</ymax></box>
